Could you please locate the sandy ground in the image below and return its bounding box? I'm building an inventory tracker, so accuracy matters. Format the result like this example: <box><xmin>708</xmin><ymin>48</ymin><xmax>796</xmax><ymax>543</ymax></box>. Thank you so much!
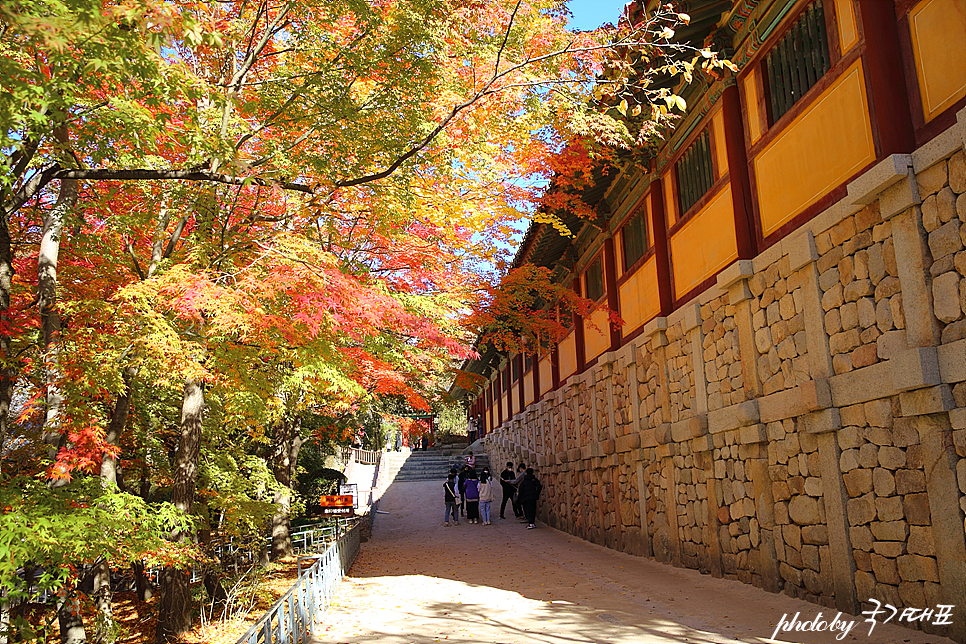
<box><xmin>310</xmin><ymin>479</ymin><xmax>954</xmax><ymax>644</ymax></box>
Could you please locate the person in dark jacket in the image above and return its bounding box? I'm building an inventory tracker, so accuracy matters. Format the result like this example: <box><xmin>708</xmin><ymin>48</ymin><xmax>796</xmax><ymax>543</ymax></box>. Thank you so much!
<box><xmin>464</xmin><ymin>470</ymin><xmax>481</xmax><ymax>523</ymax></box>
<box><xmin>499</xmin><ymin>462</ymin><xmax>515</xmax><ymax>519</ymax></box>
<box><xmin>443</xmin><ymin>473</ymin><xmax>460</xmax><ymax>526</ymax></box>
<box><xmin>517</xmin><ymin>468</ymin><xmax>542</xmax><ymax>529</ymax></box>
<box><xmin>457</xmin><ymin>465</ymin><xmax>471</xmax><ymax>517</ymax></box>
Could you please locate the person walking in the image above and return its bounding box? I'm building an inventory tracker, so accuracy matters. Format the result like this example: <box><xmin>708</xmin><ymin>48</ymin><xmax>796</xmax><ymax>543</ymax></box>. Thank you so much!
<box><xmin>457</xmin><ymin>465</ymin><xmax>471</xmax><ymax>517</ymax></box>
<box><xmin>443</xmin><ymin>473</ymin><xmax>460</xmax><ymax>526</ymax></box>
<box><xmin>464</xmin><ymin>470</ymin><xmax>481</xmax><ymax>523</ymax></box>
<box><xmin>517</xmin><ymin>468</ymin><xmax>542</xmax><ymax>529</ymax></box>
<box><xmin>478</xmin><ymin>470</ymin><xmax>494</xmax><ymax>525</ymax></box>
<box><xmin>465</xmin><ymin>451</ymin><xmax>476</xmax><ymax>468</ymax></box>
<box><xmin>511</xmin><ymin>462</ymin><xmax>527</xmax><ymax>519</ymax></box>
<box><xmin>499</xmin><ymin>462</ymin><xmax>515</xmax><ymax>519</ymax></box>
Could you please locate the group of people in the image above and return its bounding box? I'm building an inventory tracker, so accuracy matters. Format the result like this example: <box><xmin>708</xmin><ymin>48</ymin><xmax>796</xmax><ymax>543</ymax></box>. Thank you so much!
<box><xmin>444</xmin><ymin>454</ymin><xmax>542</xmax><ymax>530</ymax></box>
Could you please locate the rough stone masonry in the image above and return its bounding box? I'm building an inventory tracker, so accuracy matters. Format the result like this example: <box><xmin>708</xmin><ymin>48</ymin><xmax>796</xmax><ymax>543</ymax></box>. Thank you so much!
<box><xmin>483</xmin><ymin>107</ymin><xmax>966</xmax><ymax>643</ymax></box>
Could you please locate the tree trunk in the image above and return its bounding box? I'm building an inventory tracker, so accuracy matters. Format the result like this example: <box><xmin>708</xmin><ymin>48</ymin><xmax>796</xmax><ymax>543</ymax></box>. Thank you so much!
<box><xmin>39</xmin><ymin>174</ymin><xmax>77</xmax><ymax>467</ymax></box>
<box><xmin>57</xmin><ymin>592</ymin><xmax>86</xmax><ymax>644</ymax></box>
<box><xmin>132</xmin><ymin>562</ymin><xmax>152</xmax><ymax>604</ymax></box>
<box><xmin>154</xmin><ymin>379</ymin><xmax>204</xmax><ymax>644</ymax></box>
<box><xmin>0</xmin><ymin>212</ymin><xmax>14</xmax><ymax>483</ymax></box>
<box><xmin>92</xmin><ymin>368</ymin><xmax>134</xmax><ymax>644</ymax></box>
<box><xmin>269</xmin><ymin>417</ymin><xmax>303</xmax><ymax>560</ymax></box>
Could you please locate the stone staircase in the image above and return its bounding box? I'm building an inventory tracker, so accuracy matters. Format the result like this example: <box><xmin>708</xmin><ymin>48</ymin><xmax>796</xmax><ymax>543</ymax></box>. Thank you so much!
<box><xmin>381</xmin><ymin>450</ymin><xmax>491</xmax><ymax>482</ymax></box>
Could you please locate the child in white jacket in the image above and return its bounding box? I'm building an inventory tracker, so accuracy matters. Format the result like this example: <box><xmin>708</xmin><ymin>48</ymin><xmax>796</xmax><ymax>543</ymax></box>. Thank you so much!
<box><xmin>478</xmin><ymin>470</ymin><xmax>495</xmax><ymax>525</ymax></box>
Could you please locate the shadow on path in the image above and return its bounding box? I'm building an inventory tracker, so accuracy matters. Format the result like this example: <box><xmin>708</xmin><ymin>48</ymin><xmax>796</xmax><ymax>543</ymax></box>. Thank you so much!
<box><xmin>309</xmin><ymin>479</ymin><xmax>952</xmax><ymax>644</ymax></box>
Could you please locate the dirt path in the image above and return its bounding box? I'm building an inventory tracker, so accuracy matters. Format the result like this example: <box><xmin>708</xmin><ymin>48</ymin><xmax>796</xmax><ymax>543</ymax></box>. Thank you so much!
<box><xmin>310</xmin><ymin>479</ymin><xmax>952</xmax><ymax>644</ymax></box>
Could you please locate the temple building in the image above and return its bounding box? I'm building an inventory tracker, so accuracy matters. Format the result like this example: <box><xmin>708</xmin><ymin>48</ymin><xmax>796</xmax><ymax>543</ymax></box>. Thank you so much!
<box><xmin>453</xmin><ymin>0</ymin><xmax>966</xmax><ymax>638</ymax></box>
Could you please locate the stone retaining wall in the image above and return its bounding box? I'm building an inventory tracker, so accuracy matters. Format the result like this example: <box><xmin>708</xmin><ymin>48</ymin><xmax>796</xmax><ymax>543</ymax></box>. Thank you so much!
<box><xmin>483</xmin><ymin>108</ymin><xmax>966</xmax><ymax>642</ymax></box>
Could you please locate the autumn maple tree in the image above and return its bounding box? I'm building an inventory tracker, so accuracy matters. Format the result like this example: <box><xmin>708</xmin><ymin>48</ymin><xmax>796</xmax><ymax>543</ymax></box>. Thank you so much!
<box><xmin>0</xmin><ymin>0</ymin><xmax>732</xmax><ymax>641</ymax></box>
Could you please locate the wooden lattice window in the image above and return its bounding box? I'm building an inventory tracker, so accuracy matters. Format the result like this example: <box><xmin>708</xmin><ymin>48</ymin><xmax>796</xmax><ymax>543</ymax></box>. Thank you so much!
<box><xmin>765</xmin><ymin>0</ymin><xmax>831</xmax><ymax>123</ymax></box>
<box><xmin>585</xmin><ymin>256</ymin><xmax>605</xmax><ymax>301</ymax></box>
<box><xmin>622</xmin><ymin>210</ymin><xmax>648</xmax><ymax>270</ymax></box>
<box><xmin>676</xmin><ymin>129</ymin><xmax>714</xmax><ymax>216</ymax></box>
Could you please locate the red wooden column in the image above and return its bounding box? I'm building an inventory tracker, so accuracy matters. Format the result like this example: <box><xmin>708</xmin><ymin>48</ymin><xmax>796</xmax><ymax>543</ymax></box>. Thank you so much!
<box><xmin>604</xmin><ymin>237</ymin><xmax>622</xmax><ymax>351</ymax></box>
<box><xmin>532</xmin><ymin>354</ymin><xmax>542</xmax><ymax>402</ymax></box>
<box><xmin>856</xmin><ymin>0</ymin><xmax>915</xmax><ymax>155</ymax></box>
<box><xmin>648</xmin><ymin>179</ymin><xmax>674</xmax><ymax>316</ymax></box>
<box><xmin>573</xmin><ymin>277</ymin><xmax>587</xmax><ymax>372</ymax></box>
<box><xmin>551</xmin><ymin>342</ymin><xmax>561</xmax><ymax>390</ymax></box>
<box><xmin>495</xmin><ymin>377</ymin><xmax>503</xmax><ymax>426</ymax></box>
<box><xmin>722</xmin><ymin>84</ymin><xmax>758</xmax><ymax>259</ymax></box>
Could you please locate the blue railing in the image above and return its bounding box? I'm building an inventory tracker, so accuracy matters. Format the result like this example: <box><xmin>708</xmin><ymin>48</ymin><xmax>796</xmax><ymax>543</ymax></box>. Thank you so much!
<box><xmin>235</xmin><ymin>520</ymin><xmax>362</xmax><ymax>644</ymax></box>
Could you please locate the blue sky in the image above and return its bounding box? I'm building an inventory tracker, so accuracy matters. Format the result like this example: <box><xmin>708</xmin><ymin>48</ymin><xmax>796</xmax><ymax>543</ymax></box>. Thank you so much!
<box><xmin>566</xmin><ymin>0</ymin><xmax>630</xmax><ymax>30</ymax></box>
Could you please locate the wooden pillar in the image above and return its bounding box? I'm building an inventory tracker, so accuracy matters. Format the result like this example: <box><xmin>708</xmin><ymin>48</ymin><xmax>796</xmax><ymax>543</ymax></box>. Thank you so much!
<box><xmin>649</xmin><ymin>179</ymin><xmax>674</xmax><ymax>315</ymax></box>
<box><xmin>604</xmin><ymin>237</ymin><xmax>622</xmax><ymax>351</ymax></box>
<box><xmin>551</xmin><ymin>343</ymin><xmax>561</xmax><ymax>390</ymax></box>
<box><xmin>856</xmin><ymin>0</ymin><xmax>915</xmax><ymax>156</ymax></box>
<box><xmin>532</xmin><ymin>355</ymin><xmax>541</xmax><ymax>403</ymax></box>
<box><xmin>721</xmin><ymin>83</ymin><xmax>757</xmax><ymax>259</ymax></box>
<box><xmin>573</xmin><ymin>277</ymin><xmax>587</xmax><ymax>372</ymax></box>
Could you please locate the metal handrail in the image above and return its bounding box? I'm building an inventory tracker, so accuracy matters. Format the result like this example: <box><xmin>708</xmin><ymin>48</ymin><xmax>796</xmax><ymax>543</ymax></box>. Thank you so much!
<box><xmin>235</xmin><ymin>521</ymin><xmax>362</xmax><ymax>644</ymax></box>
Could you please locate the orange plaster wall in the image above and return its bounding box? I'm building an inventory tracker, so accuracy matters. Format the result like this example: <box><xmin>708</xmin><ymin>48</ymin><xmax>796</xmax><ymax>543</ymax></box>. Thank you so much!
<box><xmin>909</xmin><ymin>0</ymin><xmax>966</xmax><ymax>122</ymax></box>
<box><xmin>744</xmin><ymin>73</ymin><xmax>762</xmax><ymax>143</ymax></box>
<box><xmin>619</xmin><ymin>255</ymin><xmax>660</xmax><ymax>335</ymax></box>
<box><xmin>834</xmin><ymin>0</ymin><xmax>858</xmax><ymax>53</ymax></box>
<box><xmin>754</xmin><ymin>61</ymin><xmax>875</xmax><ymax>237</ymax></box>
<box><xmin>539</xmin><ymin>355</ymin><xmax>553</xmax><ymax>395</ymax></box>
<box><xmin>712</xmin><ymin>110</ymin><xmax>728</xmax><ymax>176</ymax></box>
<box><xmin>584</xmin><ymin>308</ymin><xmax>611</xmax><ymax>363</ymax></box>
<box><xmin>670</xmin><ymin>186</ymin><xmax>738</xmax><ymax>298</ymax></box>
<box><xmin>559</xmin><ymin>331</ymin><xmax>577</xmax><ymax>380</ymax></box>
<box><xmin>500</xmin><ymin>392</ymin><xmax>509</xmax><ymax>421</ymax></box>
<box><xmin>524</xmin><ymin>371</ymin><xmax>535</xmax><ymax>406</ymax></box>
<box><xmin>663</xmin><ymin>173</ymin><xmax>676</xmax><ymax>224</ymax></box>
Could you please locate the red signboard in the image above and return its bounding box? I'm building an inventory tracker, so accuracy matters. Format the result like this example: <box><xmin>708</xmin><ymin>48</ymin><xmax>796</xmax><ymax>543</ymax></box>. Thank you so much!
<box><xmin>319</xmin><ymin>495</ymin><xmax>355</xmax><ymax>516</ymax></box>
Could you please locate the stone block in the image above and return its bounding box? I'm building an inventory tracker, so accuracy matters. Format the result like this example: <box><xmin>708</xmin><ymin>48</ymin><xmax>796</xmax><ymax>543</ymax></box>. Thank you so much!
<box><xmin>877</xmin><ymin>330</ymin><xmax>908</xmax><ymax>360</ymax></box>
<box><xmin>871</xmin><ymin>520</ymin><xmax>909</xmax><ymax>541</ymax></box>
<box><xmin>908</xmin><ymin>526</ymin><xmax>936</xmax><ymax>556</ymax></box>
<box><xmin>933</xmin><ymin>271</ymin><xmax>963</xmax><ymax>322</ymax></box>
<box><xmin>873</xmin><ymin>541</ymin><xmax>906</xmax><ymax>558</ymax></box>
<box><xmin>830</xmin><ymin>360</ymin><xmax>896</xmax><ymax>407</ymax></box>
<box><xmin>899</xmin><ymin>385</ymin><xmax>955</xmax><ymax>416</ymax></box>
<box><xmin>897</xmin><ymin>554</ymin><xmax>940</xmax><ymax>582</ymax></box>
<box><xmin>903</xmin><ymin>492</ymin><xmax>931</xmax><ymax>525</ymax></box>
<box><xmin>891</xmin><ymin>347</ymin><xmax>941</xmax><ymax>392</ymax></box>
<box><xmin>850</xmin><ymin>154</ymin><xmax>913</xmax><ymax>204</ymax></box>
<box><xmin>803</xmin><ymin>408</ymin><xmax>842</xmax><ymax>434</ymax></box>
<box><xmin>801</xmin><ymin>524</ymin><xmax>828</xmax><ymax>545</ymax></box>
<box><xmin>851</xmin><ymin>524</ymin><xmax>874</xmax><ymax>551</ymax></box>
<box><xmin>716</xmin><ymin>260</ymin><xmax>754</xmax><ymax>289</ymax></box>
<box><xmin>852</xmin><ymin>344</ymin><xmax>878</xmax><ymax>368</ymax></box>
<box><xmin>738</xmin><ymin>423</ymin><xmax>767</xmax><ymax>445</ymax></box>
<box><xmin>873</xmin><ymin>467</ymin><xmax>896</xmax><ymax>497</ymax></box>
<box><xmin>928</xmin><ymin>220</ymin><xmax>963</xmax><ymax>259</ymax></box>
<box><xmin>938</xmin><ymin>338</ymin><xmax>966</xmax><ymax>384</ymax></box>
<box><xmin>601</xmin><ymin>439</ymin><xmax>615</xmax><ymax>455</ymax></box>
<box><xmin>847</xmin><ymin>495</ymin><xmax>876</xmax><ymax>525</ymax></box>
<box><xmin>874</xmin><ymin>275</ymin><xmax>901</xmax><ymax>300</ymax></box>
<box><xmin>844</xmin><ymin>279</ymin><xmax>873</xmax><ymax>302</ymax></box>
<box><xmin>708</xmin><ymin>400</ymin><xmax>759</xmax><ymax>434</ymax></box>
<box><xmin>843</xmin><ymin>469</ymin><xmax>873</xmax><ymax>496</ymax></box>
<box><xmin>938</xmin><ymin>186</ymin><xmax>958</xmax><ymax>223</ymax></box>
<box><xmin>950</xmin><ymin>150</ymin><xmax>966</xmax><ymax>193</ymax></box>
<box><xmin>871</xmin><ymin>553</ymin><xmax>901</xmax><ymax>585</ymax></box>
<box><xmin>917</xmin><ymin>159</ymin><xmax>948</xmax><ymax>197</ymax></box>
<box><xmin>895</xmin><ymin>469</ymin><xmax>926</xmax><ymax>495</ymax></box>
<box><xmin>615</xmin><ymin>433</ymin><xmax>641</xmax><ymax>453</ymax></box>
<box><xmin>789</xmin><ymin>495</ymin><xmax>821</xmax><ymax>525</ymax></box>
<box><xmin>875</xmin><ymin>496</ymin><xmax>904</xmax><ymax>521</ymax></box>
